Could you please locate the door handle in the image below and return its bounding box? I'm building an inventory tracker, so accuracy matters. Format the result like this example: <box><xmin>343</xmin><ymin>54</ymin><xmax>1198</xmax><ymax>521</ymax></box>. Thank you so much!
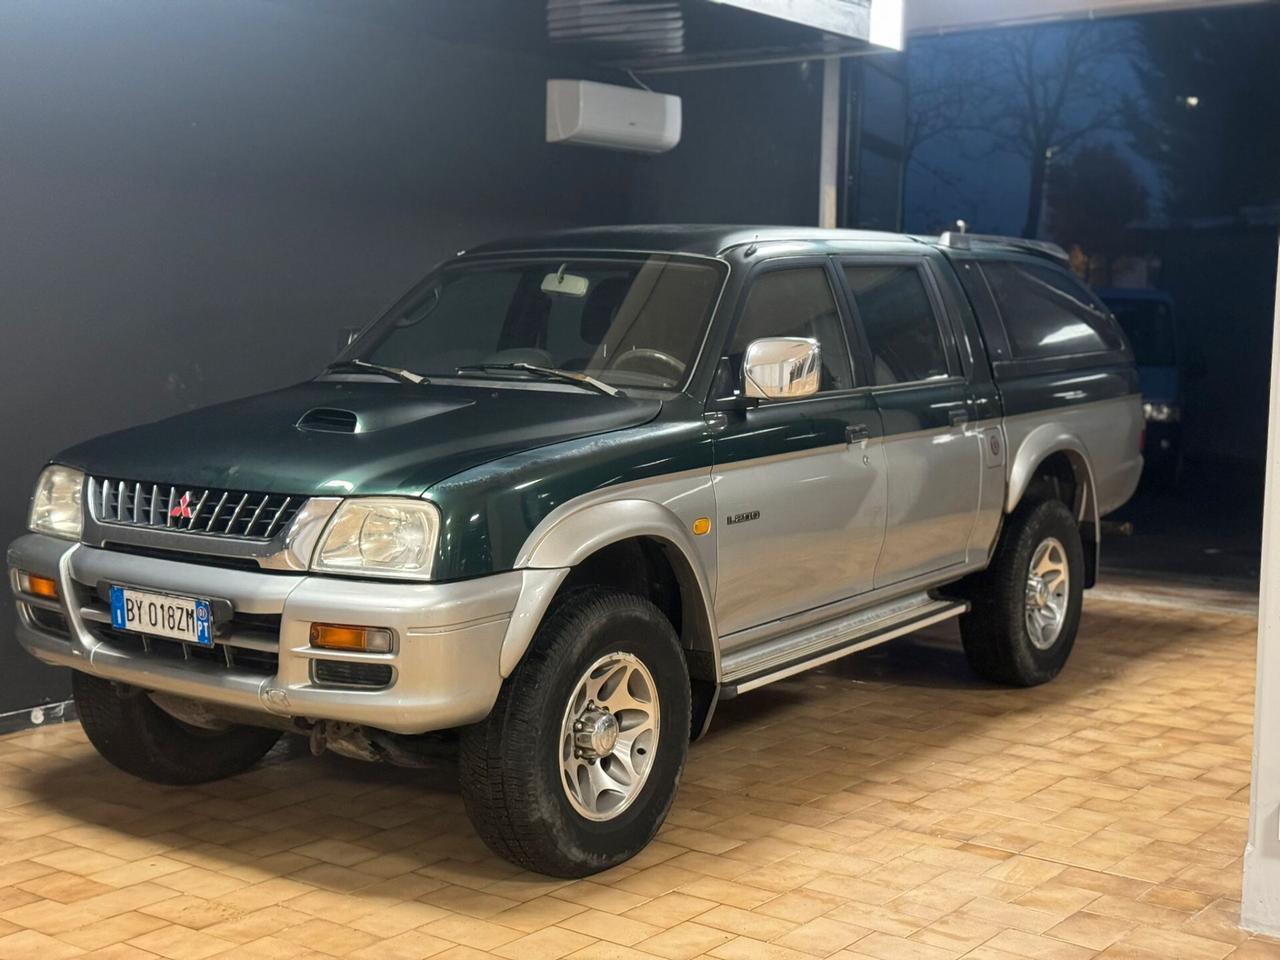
<box><xmin>846</xmin><ymin>423</ymin><xmax>871</xmax><ymax>444</ymax></box>
<box><xmin>949</xmin><ymin>409</ymin><xmax>970</xmax><ymax>427</ymax></box>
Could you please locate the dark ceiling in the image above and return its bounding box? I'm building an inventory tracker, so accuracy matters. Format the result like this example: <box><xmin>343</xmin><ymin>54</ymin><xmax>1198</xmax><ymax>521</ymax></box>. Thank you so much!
<box><xmin>286</xmin><ymin>0</ymin><xmax>878</xmax><ymax>72</ymax></box>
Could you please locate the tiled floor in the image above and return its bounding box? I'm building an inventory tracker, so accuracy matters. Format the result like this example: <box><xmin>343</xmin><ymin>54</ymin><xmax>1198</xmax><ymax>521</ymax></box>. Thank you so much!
<box><xmin>1</xmin><ymin>597</ymin><xmax>1277</xmax><ymax>959</ymax></box>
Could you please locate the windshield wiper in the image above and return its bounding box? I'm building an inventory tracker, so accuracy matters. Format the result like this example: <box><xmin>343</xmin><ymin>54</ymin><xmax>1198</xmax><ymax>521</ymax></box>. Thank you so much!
<box><xmin>455</xmin><ymin>363</ymin><xmax>623</xmax><ymax>398</ymax></box>
<box><xmin>325</xmin><ymin>359</ymin><xmax>429</xmax><ymax>385</ymax></box>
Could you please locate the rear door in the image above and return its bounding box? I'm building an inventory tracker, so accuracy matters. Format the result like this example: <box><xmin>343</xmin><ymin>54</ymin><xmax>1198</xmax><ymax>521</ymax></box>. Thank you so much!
<box><xmin>838</xmin><ymin>257</ymin><xmax>985</xmax><ymax>587</ymax></box>
<box><xmin>711</xmin><ymin>259</ymin><xmax>887</xmax><ymax>641</ymax></box>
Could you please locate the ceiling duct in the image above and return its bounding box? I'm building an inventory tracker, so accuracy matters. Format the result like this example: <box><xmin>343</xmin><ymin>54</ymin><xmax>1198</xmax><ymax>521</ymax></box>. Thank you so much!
<box><xmin>543</xmin><ymin>0</ymin><xmax>889</xmax><ymax>71</ymax></box>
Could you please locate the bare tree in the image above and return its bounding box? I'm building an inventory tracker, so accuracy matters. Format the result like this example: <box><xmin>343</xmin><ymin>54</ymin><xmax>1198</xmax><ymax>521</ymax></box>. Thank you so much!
<box><xmin>1048</xmin><ymin>144</ymin><xmax>1148</xmax><ymax>284</ymax></box>
<box><xmin>904</xmin><ymin>41</ymin><xmax>985</xmax><ymax>168</ymax></box>
<box><xmin>980</xmin><ymin>23</ymin><xmax>1137</xmax><ymax>238</ymax></box>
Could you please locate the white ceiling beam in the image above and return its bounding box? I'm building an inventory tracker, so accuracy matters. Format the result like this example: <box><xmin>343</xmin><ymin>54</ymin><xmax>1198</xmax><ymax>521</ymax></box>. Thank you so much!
<box><xmin>708</xmin><ymin>0</ymin><xmax>872</xmax><ymax>38</ymax></box>
<box><xmin>906</xmin><ymin>0</ymin><xmax>1270</xmax><ymax>36</ymax></box>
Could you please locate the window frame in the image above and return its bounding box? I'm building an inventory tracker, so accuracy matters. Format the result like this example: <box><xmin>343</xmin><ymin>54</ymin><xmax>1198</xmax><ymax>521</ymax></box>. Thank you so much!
<box><xmin>977</xmin><ymin>255</ymin><xmax>1133</xmax><ymax>377</ymax></box>
<box><xmin>833</xmin><ymin>255</ymin><xmax>964</xmax><ymax>392</ymax></box>
<box><xmin>708</xmin><ymin>255</ymin><xmax>861</xmax><ymax>407</ymax></box>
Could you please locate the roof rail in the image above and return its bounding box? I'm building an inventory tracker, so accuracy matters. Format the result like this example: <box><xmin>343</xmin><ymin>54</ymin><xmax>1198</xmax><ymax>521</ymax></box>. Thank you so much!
<box><xmin>938</xmin><ymin>232</ymin><xmax>1070</xmax><ymax>264</ymax></box>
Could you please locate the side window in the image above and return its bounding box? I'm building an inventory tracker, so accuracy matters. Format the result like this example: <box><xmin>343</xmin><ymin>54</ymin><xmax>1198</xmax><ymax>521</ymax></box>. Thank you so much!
<box><xmin>843</xmin><ymin>264</ymin><xmax>949</xmax><ymax>385</ymax></box>
<box><xmin>983</xmin><ymin>260</ymin><xmax>1123</xmax><ymax>360</ymax></box>
<box><xmin>730</xmin><ymin>267</ymin><xmax>853</xmax><ymax>393</ymax></box>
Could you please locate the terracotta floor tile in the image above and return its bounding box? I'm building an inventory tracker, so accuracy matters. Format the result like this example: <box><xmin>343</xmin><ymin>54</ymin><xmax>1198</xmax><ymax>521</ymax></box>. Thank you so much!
<box><xmin>1046</xmin><ymin>909</ymin><xmax>1136</xmax><ymax>949</ymax></box>
<box><xmin>556</xmin><ymin>907</ymin><xmax>663</xmax><ymax>946</ymax></box>
<box><xmin>622</xmin><ymin>892</ymin><xmax>718</xmax><ymax>926</ymax></box>
<box><xmin>490</xmin><ymin>926</ymin><xmax>596</xmax><ymax>960</ymax></box>
<box><xmin>492</xmin><ymin>895</ymin><xmax>586</xmax><ymax>932</ymax></box>
<box><xmin>640</xmin><ymin>920</ymin><xmax>737</xmax><ymax>960</ymax></box>
<box><xmin>710</xmin><ymin>934</ymin><xmax>822</xmax><ymax>960</ymax></box>
<box><xmin>126</xmin><ymin>922</ymin><xmax>238</xmax><ymax>960</ymax></box>
<box><xmin>347</xmin><ymin>930</ymin><xmax>453</xmax><ymax>959</ymax></box>
<box><xmin>850</xmin><ymin>931</ymin><xmax>957</xmax><ymax>960</ymax></box>
<box><xmin>981</xmin><ymin>928</ymin><xmax>1094</xmax><ymax>959</ymax></box>
<box><xmin>423</xmin><ymin>913</ymin><xmax>525</xmax><ymax>950</ymax></box>
<box><xmin>0</xmin><ymin>928</ymin><xmax>86</xmax><ymax>960</ymax></box>
<box><xmin>771</xmin><ymin>916</ymin><xmax>870</xmax><ymax>956</ymax></box>
<box><xmin>3</xmin><ymin>601</ymin><xmax>1279</xmax><ymax>958</ymax></box>
<box><xmin>753</xmin><ymin>890</ymin><xmax>847</xmax><ymax>924</ymax></box>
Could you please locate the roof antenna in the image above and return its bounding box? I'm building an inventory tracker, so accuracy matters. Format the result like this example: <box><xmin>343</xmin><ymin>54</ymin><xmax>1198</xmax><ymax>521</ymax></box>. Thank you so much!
<box><xmin>743</xmin><ymin>233</ymin><xmax>759</xmax><ymax>258</ymax></box>
<box><xmin>939</xmin><ymin>221</ymin><xmax>971</xmax><ymax>250</ymax></box>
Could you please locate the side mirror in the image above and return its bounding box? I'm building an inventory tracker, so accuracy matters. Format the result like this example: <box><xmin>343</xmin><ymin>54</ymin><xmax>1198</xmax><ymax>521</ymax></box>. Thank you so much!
<box><xmin>742</xmin><ymin>337</ymin><xmax>821</xmax><ymax>401</ymax></box>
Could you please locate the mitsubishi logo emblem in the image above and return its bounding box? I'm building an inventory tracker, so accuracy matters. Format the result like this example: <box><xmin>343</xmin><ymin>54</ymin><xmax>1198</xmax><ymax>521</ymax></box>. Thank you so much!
<box><xmin>170</xmin><ymin>492</ymin><xmax>194</xmax><ymax>520</ymax></box>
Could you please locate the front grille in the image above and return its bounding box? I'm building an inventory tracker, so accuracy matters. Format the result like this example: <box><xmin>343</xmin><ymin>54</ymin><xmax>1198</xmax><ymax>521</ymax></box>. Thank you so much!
<box><xmin>97</xmin><ymin>631</ymin><xmax>280</xmax><ymax>676</ymax></box>
<box><xmin>79</xmin><ymin>579</ymin><xmax>282</xmax><ymax>677</ymax></box>
<box><xmin>90</xmin><ymin>476</ymin><xmax>305</xmax><ymax>540</ymax></box>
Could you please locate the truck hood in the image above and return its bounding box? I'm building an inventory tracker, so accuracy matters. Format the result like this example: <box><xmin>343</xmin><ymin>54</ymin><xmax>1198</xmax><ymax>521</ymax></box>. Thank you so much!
<box><xmin>57</xmin><ymin>379</ymin><xmax>662</xmax><ymax>497</ymax></box>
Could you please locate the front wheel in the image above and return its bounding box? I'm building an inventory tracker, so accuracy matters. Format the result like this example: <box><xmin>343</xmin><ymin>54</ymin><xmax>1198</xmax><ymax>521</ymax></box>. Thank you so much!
<box><xmin>73</xmin><ymin>673</ymin><xmax>281</xmax><ymax>784</ymax></box>
<box><xmin>459</xmin><ymin>589</ymin><xmax>690</xmax><ymax>877</ymax></box>
<box><xmin>959</xmin><ymin>498</ymin><xmax>1085</xmax><ymax>686</ymax></box>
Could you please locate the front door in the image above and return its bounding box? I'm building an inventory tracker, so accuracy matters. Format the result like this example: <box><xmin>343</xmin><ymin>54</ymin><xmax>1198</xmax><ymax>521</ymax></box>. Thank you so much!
<box><xmin>711</xmin><ymin>261</ymin><xmax>887</xmax><ymax>642</ymax></box>
<box><xmin>839</xmin><ymin>258</ymin><xmax>984</xmax><ymax>587</ymax></box>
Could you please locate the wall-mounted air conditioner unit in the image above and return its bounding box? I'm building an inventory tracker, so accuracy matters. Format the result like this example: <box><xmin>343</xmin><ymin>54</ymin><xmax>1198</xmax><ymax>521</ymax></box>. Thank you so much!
<box><xmin>546</xmin><ymin>79</ymin><xmax>681</xmax><ymax>154</ymax></box>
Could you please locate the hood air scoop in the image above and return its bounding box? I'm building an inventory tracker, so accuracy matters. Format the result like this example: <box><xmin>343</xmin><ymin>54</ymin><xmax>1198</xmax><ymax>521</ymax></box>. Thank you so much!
<box><xmin>297</xmin><ymin>408</ymin><xmax>359</xmax><ymax>434</ymax></box>
<box><xmin>296</xmin><ymin>399</ymin><xmax>476</xmax><ymax>435</ymax></box>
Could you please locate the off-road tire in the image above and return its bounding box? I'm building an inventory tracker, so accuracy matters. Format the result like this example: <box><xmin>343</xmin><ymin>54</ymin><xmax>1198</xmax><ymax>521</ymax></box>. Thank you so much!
<box><xmin>959</xmin><ymin>498</ymin><xmax>1085</xmax><ymax>686</ymax></box>
<box><xmin>459</xmin><ymin>588</ymin><xmax>691</xmax><ymax>877</ymax></box>
<box><xmin>73</xmin><ymin>673</ymin><xmax>281</xmax><ymax>784</ymax></box>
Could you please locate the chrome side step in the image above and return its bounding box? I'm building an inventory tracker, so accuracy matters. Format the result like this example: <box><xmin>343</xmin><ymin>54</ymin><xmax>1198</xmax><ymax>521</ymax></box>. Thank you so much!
<box><xmin>719</xmin><ymin>593</ymin><xmax>968</xmax><ymax>697</ymax></box>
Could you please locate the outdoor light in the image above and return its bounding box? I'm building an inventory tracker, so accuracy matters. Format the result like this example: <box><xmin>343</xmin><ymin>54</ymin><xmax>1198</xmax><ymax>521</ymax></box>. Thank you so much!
<box><xmin>28</xmin><ymin>465</ymin><xmax>84</xmax><ymax>541</ymax></box>
<box><xmin>309</xmin><ymin>624</ymin><xmax>394</xmax><ymax>654</ymax></box>
<box><xmin>1143</xmin><ymin>402</ymin><xmax>1181</xmax><ymax>423</ymax></box>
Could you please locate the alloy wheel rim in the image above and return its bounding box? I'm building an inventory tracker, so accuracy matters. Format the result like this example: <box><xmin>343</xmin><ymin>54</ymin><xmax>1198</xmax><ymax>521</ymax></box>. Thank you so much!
<box><xmin>559</xmin><ymin>652</ymin><xmax>660</xmax><ymax>821</ymax></box>
<box><xmin>1025</xmin><ymin>536</ymin><xmax>1069</xmax><ymax>651</ymax></box>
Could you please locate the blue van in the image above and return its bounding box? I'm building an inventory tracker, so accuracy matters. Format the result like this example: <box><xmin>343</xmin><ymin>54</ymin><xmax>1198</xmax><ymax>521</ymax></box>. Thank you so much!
<box><xmin>1098</xmin><ymin>288</ymin><xmax>1180</xmax><ymax>485</ymax></box>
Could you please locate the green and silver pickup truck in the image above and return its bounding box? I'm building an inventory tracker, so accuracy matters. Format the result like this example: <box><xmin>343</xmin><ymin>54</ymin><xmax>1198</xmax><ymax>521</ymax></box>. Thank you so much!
<box><xmin>8</xmin><ymin>226</ymin><xmax>1142</xmax><ymax>876</ymax></box>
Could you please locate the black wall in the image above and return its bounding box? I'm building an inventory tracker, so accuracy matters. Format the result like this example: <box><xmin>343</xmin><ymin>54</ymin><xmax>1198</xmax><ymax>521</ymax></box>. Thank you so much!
<box><xmin>0</xmin><ymin>2</ymin><xmax>822</xmax><ymax>716</ymax></box>
<box><xmin>629</xmin><ymin>61</ymin><xmax>825</xmax><ymax>224</ymax></box>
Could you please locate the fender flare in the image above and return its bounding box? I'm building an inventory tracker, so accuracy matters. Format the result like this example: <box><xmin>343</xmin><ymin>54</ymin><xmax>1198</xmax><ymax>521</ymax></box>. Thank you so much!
<box><xmin>498</xmin><ymin>498</ymin><xmax>719</xmax><ymax>679</ymax></box>
<box><xmin>1005</xmin><ymin>424</ymin><xmax>1101</xmax><ymax>582</ymax></box>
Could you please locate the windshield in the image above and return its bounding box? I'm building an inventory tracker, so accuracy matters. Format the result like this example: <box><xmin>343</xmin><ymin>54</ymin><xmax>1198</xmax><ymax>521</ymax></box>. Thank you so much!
<box><xmin>1106</xmin><ymin>298</ymin><xmax>1175</xmax><ymax>366</ymax></box>
<box><xmin>337</xmin><ymin>255</ymin><xmax>726</xmax><ymax>393</ymax></box>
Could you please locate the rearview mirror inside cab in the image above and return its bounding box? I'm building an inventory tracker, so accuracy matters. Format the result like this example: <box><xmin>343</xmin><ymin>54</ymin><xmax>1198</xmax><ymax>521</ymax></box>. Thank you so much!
<box><xmin>541</xmin><ymin>270</ymin><xmax>589</xmax><ymax>297</ymax></box>
<box><xmin>743</xmin><ymin>337</ymin><xmax>821</xmax><ymax>400</ymax></box>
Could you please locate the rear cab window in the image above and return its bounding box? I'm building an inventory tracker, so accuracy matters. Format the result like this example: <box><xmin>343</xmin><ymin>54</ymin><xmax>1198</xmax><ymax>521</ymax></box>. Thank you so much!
<box><xmin>980</xmin><ymin>259</ymin><xmax>1126</xmax><ymax>362</ymax></box>
<box><xmin>841</xmin><ymin>263</ymin><xmax>951</xmax><ymax>386</ymax></box>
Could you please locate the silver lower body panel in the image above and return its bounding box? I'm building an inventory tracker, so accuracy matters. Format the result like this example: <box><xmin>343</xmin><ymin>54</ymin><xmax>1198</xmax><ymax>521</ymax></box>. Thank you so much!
<box><xmin>7</xmin><ymin>534</ymin><xmax>523</xmax><ymax>735</ymax></box>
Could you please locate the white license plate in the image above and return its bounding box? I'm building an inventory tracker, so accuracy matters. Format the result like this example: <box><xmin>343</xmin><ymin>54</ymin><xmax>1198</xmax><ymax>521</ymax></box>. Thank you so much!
<box><xmin>110</xmin><ymin>587</ymin><xmax>213</xmax><ymax>647</ymax></box>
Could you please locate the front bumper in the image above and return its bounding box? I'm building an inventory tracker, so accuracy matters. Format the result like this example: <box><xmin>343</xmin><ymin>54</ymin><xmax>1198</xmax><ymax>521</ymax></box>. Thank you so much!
<box><xmin>7</xmin><ymin>533</ymin><xmax>528</xmax><ymax>734</ymax></box>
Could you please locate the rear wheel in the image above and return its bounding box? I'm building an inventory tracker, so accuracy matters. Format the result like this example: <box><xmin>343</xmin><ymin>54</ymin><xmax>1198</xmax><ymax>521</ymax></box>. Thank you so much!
<box><xmin>73</xmin><ymin>673</ymin><xmax>281</xmax><ymax>784</ymax></box>
<box><xmin>459</xmin><ymin>588</ymin><xmax>690</xmax><ymax>877</ymax></box>
<box><xmin>959</xmin><ymin>498</ymin><xmax>1084</xmax><ymax>686</ymax></box>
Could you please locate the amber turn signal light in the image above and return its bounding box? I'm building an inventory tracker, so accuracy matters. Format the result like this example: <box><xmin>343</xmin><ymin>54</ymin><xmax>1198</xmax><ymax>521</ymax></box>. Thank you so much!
<box><xmin>18</xmin><ymin>572</ymin><xmax>58</xmax><ymax>600</ymax></box>
<box><xmin>309</xmin><ymin>623</ymin><xmax>393</xmax><ymax>653</ymax></box>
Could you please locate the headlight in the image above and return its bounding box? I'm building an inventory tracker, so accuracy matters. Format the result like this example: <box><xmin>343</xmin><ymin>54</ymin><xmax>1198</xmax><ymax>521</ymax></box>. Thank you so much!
<box><xmin>1143</xmin><ymin>402</ymin><xmax>1180</xmax><ymax>423</ymax></box>
<box><xmin>312</xmin><ymin>498</ymin><xmax>440</xmax><ymax>579</ymax></box>
<box><xmin>29</xmin><ymin>465</ymin><xmax>85</xmax><ymax>541</ymax></box>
